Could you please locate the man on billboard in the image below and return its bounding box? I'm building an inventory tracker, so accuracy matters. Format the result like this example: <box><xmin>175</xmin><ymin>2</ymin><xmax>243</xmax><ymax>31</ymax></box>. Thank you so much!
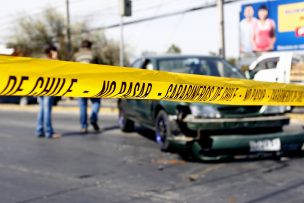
<box><xmin>240</xmin><ymin>5</ymin><xmax>257</xmax><ymax>55</ymax></box>
<box><xmin>251</xmin><ymin>5</ymin><xmax>276</xmax><ymax>52</ymax></box>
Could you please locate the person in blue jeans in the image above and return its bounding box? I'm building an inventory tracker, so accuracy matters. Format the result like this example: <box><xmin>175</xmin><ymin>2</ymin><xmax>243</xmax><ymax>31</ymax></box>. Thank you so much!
<box><xmin>79</xmin><ymin>98</ymin><xmax>101</xmax><ymax>133</ymax></box>
<box><xmin>35</xmin><ymin>45</ymin><xmax>61</xmax><ymax>139</ymax></box>
<box><xmin>36</xmin><ymin>97</ymin><xmax>60</xmax><ymax>138</ymax></box>
<box><xmin>74</xmin><ymin>40</ymin><xmax>101</xmax><ymax>133</ymax></box>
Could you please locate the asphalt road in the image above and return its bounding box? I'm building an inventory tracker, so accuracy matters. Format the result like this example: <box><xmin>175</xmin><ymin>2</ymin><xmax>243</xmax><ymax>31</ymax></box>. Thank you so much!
<box><xmin>0</xmin><ymin>109</ymin><xmax>304</xmax><ymax>203</ymax></box>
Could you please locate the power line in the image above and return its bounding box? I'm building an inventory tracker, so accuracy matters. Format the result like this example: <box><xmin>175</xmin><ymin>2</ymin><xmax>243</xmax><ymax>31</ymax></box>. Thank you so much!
<box><xmin>71</xmin><ymin>0</ymin><xmax>190</xmax><ymax>22</ymax></box>
<box><xmin>86</xmin><ymin>0</ymin><xmax>244</xmax><ymax>32</ymax></box>
<box><xmin>133</xmin><ymin>0</ymin><xmax>166</xmax><ymax>50</ymax></box>
<box><xmin>65</xmin><ymin>7</ymin><xmax>118</xmax><ymax>23</ymax></box>
<box><xmin>134</xmin><ymin>0</ymin><xmax>193</xmax><ymax>13</ymax></box>
<box><xmin>68</xmin><ymin>0</ymin><xmax>118</xmax><ymax>15</ymax></box>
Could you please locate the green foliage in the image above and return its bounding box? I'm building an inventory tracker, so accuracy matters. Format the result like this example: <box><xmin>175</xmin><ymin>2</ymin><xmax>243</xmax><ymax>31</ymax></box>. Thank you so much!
<box><xmin>8</xmin><ymin>8</ymin><xmax>65</xmax><ymax>58</ymax></box>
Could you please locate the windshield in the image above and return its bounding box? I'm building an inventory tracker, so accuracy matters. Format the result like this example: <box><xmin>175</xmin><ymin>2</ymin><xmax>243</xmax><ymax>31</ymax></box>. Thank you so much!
<box><xmin>157</xmin><ymin>57</ymin><xmax>244</xmax><ymax>79</ymax></box>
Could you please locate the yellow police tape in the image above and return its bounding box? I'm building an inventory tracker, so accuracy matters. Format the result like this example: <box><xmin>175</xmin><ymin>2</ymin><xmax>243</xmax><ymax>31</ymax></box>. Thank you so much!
<box><xmin>0</xmin><ymin>55</ymin><xmax>304</xmax><ymax>106</ymax></box>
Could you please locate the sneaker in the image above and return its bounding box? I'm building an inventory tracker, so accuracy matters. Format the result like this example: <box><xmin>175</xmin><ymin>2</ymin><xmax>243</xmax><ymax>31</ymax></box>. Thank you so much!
<box><xmin>36</xmin><ymin>134</ymin><xmax>45</xmax><ymax>138</ymax></box>
<box><xmin>80</xmin><ymin>128</ymin><xmax>88</xmax><ymax>134</ymax></box>
<box><xmin>47</xmin><ymin>133</ymin><xmax>61</xmax><ymax>139</ymax></box>
<box><xmin>91</xmin><ymin>122</ymin><xmax>100</xmax><ymax>132</ymax></box>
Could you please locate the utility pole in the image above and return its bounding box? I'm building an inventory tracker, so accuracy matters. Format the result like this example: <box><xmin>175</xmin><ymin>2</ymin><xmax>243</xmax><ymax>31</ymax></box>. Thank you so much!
<box><xmin>66</xmin><ymin>0</ymin><xmax>72</xmax><ymax>60</ymax></box>
<box><xmin>120</xmin><ymin>16</ymin><xmax>124</xmax><ymax>67</ymax></box>
<box><xmin>119</xmin><ymin>0</ymin><xmax>132</xmax><ymax>67</ymax></box>
<box><xmin>217</xmin><ymin>0</ymin><xmax>225</xmax><ymax>59</ymax></box>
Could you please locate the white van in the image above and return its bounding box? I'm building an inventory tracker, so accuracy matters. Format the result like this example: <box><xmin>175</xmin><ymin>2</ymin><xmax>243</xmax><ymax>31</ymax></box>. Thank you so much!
<box><xmin>248</xmin><ymin>52</ymin><xmax>304</xmax><ymax>112</ymax></box>
<box><xmin>248</xmin><ymin>52</ymin><xmax>304</xmax><ymax>84</ymax></box>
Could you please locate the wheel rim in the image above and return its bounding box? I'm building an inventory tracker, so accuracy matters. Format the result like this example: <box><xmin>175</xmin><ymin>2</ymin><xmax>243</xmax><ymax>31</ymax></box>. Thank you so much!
<box><xmin>118</xmin><ymin>109</ymin><xmax>125</xmax><ymax>128</ymax></box>
<box><xmin>156</xmin><ymin>117</ymin><xmax>167</xmax><ymax>145</ymax></box>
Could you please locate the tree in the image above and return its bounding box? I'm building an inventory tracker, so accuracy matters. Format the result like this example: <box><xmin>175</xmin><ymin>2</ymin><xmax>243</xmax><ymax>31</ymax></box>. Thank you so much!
<box><xmin>8</xmin><ymin>8</ymin><xmax>66</xmax><ymax>58</ymax></box>
<box><xmin>7</xmin><ymin>7</ymin><xmax>129</xmax><ymax>65</ymax></box>
<box><xmin>166</xmin><ymin>44</ymin><xmax>181</xmax><ymax>54</ymax></box>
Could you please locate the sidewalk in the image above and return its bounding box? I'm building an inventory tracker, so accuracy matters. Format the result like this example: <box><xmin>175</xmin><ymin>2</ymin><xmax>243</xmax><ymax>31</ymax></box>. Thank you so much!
<box><xmin>0</xmin><ymin>98</ymin><xmax>118</xmax><ymax>115</ymax></box>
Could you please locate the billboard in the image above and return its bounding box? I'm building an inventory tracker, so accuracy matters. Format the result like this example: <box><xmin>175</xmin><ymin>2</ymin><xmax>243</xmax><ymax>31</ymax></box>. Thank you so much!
<box><xmin>240</xmin><ymin>0</ymin><xmax>304</xmax><ymax>55</ymax></box>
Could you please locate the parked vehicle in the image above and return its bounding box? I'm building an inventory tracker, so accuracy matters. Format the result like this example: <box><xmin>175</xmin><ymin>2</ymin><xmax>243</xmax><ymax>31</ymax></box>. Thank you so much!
<box><xmin>0</xmin><ymin>96</ymin><xmax>37</xmax><ymax>105</ymax></box>
<box><xmin>118</xmin><ymin>55</ymin><xmax>304</xmax><ymax>161</ymax></box>
<box><xmin>247</xmin><ymin>52</ymin><xmax>304</xmax><ymax>112</ymax></box>
<box><xmin>247</xmin><ymin>52</ymin><xmax>304</xmax><ymax>84</ymax></box>
<box><xmin>0</xmin><ymin>96</ymin><xmax>60</xmax><ymax>106</ymax></box>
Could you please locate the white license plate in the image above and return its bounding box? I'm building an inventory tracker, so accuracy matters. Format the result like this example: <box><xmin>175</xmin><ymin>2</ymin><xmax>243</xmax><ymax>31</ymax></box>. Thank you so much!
<box><xmin>249</xmin><ymin>138</ymin><xmax>281</xmax><ymax>152</ymax></box>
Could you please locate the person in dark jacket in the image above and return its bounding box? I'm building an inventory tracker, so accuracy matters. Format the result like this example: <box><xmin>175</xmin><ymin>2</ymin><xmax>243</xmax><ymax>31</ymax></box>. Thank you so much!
<box><xmin>74</xmin><ymin>40</ymin><xmax>101</xmax><ymax>133</ymax></box>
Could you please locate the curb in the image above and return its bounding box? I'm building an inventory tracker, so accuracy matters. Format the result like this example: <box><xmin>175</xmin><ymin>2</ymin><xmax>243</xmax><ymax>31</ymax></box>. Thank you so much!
<box><xmin>0</xmin><ymin>104</ymin><xmax>118</xmax><ymax>115</ymax></box>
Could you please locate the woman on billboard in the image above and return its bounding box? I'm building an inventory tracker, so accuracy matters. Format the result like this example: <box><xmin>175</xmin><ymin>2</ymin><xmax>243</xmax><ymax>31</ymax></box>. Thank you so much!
<box><xmin>251</xmin><ymin>5</ymin><xmax>276</xmax><ymax>52</ymax></box>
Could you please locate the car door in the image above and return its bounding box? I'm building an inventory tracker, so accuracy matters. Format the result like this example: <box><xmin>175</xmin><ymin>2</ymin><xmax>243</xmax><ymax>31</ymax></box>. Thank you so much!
<box><xmin>250</xmin><ymin>56</ymin><xmax>291</xmax><ymax>112</ymax></box>
<box><xmin>121</xmin><ymin>58</ymin><xmax>143</xmax><ymax>120</ymax></box>
<box><xmin>133</xmin><ymin>59</ymin><xmax>155</xmax><ymax>128</ymax></box>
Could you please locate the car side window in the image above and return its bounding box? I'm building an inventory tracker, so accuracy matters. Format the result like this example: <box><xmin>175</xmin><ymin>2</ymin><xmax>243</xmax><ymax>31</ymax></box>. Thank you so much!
<box><xmin>255</xmin><ymin>58</ymin><xmax>279</xmax><ymax>71</ymax></box>
<box><xmin>250</xmin><ymin>57</ymin><xmax>279</xmax><ymax>78</ymax></box>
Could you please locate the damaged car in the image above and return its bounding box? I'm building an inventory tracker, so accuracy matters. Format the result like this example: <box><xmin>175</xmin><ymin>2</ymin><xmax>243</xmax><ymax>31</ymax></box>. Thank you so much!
<box><xmin>118</xmin><ymin>55</ymin><xmax>304</xmax><ymax>160</ymax></box>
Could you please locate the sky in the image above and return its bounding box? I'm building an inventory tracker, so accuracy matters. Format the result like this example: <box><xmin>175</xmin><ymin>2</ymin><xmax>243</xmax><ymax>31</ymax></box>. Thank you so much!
<box><xmin>0</xmin><ymin>0</ymin><xmax>261</xmax><ymax>59</ymax></box>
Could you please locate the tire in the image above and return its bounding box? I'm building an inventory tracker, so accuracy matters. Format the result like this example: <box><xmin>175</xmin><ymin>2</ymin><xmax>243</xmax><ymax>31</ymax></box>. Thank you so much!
<box><xmin>118</xmin><ymin>104</ymin><xmax>134</xmax><ymax>132</ymax></box>
<box><xmin>155</xmin><ymin>110</ymin><xmax>173</xmax><ymax>152</ymax></box>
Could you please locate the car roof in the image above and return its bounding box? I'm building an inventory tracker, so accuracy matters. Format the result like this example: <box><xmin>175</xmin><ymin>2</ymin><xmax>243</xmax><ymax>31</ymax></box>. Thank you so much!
<box><xmin>142</xmin><ymin>54</ymin><xmax>223</xmax><ymax>61</ymax></box>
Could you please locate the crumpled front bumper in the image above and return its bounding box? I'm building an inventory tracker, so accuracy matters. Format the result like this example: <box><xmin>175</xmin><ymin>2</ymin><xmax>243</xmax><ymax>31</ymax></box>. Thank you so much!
<box><xmin>167</xmin><ymin>115</ymin><xmax>304</xmax><ymax>161</ymax></box>
<box><xmin>183</xmin><ymin>115</ymin><xmax>290</xmax><ymax>131</ymax></box>
<box><xmin>193</xmin><ymin>130</ymin><xmax>304</xmax><ymax>160</ymax></box>
<box><xmin>169</xmin><ymin>130</ymin><xmax>304</xmax><ymax>161</ymax></box>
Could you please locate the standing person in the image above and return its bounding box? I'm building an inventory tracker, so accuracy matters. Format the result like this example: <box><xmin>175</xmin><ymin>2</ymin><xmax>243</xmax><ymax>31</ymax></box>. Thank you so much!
<box><xmin>240</xmin><ymin>5</ymin><xmax>257</xmax><ymax>55</ymax></box>
<box><xmin>35</xmin><ymin>45</ymin><xmax>61</xmax><ymax>139</ymax></box>
<box><xmin>251</xmin><ymin>4</ymin><xmax>276</xmax><ymax>52</ymax></box>
<box><xmin>74</xmin><ymin>40</ymin><xmax>101</xmax><ymax>133</ymax></box>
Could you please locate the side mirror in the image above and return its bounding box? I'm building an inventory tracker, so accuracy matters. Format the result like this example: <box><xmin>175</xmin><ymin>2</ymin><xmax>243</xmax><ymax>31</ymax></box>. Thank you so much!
<box><xmin>244</xmin><ymin>70</ymin><xmax>253</xmax><ymax>80</ymax></box>
<box><xmin>245</xmin><ymin>70</ymin><xmax>256</xmax><ymax>79</ymax></box>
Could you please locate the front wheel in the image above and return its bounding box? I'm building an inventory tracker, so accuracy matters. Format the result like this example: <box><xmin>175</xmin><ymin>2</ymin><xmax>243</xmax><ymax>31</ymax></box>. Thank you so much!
<box><xmin>118</xmin><ymin>104</ymin><xmax>134</xmax><ymax>132</ymax></box>
<box><xmin>155</xmin><ymin>110</ymin><xmax>173</xmax><ymax>152</ymax></box>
